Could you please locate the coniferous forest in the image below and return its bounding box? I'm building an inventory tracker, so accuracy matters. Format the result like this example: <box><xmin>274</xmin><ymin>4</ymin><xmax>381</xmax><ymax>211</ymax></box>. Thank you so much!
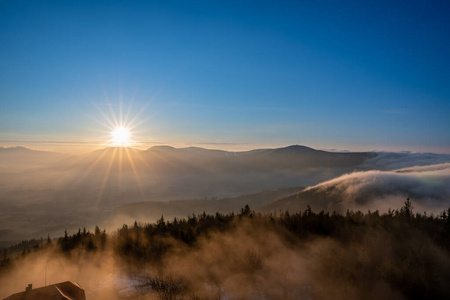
<box><xmin>1</xmin><ymin>200</ymin><xmax>450</xmax><ymax>300</ymax></box>
<box><xmin>2</xmin><ymin>1</ymin><xmax>450</xmax><ymax>299</ymax></box>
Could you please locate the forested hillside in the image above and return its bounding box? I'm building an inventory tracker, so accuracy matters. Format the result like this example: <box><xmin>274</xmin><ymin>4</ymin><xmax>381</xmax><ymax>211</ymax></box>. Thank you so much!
<box><xmin>1</xmin><ymin>200</ymin><xmax>450</xmax><ymax>300</ymax></box>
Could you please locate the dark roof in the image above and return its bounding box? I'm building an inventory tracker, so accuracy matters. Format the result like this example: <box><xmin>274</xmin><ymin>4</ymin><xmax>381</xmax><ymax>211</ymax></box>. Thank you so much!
<box><xmin>3</xmin><ymin>282</ymin><xmax>86</xmax><ymax>300</ymax></box>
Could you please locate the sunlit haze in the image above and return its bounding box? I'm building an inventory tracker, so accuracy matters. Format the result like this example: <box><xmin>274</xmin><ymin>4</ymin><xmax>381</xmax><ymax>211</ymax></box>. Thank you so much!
<box><xmin>1</xmin><ymin>2</ymin><xmax>450</xmax><ymax>298</ymax></box>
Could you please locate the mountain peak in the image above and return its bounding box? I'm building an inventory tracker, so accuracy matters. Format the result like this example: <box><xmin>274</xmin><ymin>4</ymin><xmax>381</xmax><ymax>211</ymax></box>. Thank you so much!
<box><xmin>148</xmin><ymin>145</ymin><xmax>176</xmax><ymax>151</ymax></box>
<box><xmin>281</xmin><ymin>145</ymin><xmax>315</xmax><ymax>151</ymax></box>
<box><xmin>0</xmin><ymin>146</ymin><xmax>32</xmax><ymax>152</ymax></box>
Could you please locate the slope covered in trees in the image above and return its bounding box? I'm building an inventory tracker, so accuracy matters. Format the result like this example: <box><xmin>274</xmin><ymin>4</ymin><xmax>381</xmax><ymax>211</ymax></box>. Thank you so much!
<box><xmin>1</xmin><ymin>200</ymin><xmax>450</xmax><ymax>299</ymax></box>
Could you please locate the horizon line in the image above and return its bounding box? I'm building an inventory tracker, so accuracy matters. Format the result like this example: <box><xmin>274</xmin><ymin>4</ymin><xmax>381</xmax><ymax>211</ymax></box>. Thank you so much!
<box><xmin>1</xmin><ymin>141</ymin><xmax>450</xmax><ymax>156</ymax></box>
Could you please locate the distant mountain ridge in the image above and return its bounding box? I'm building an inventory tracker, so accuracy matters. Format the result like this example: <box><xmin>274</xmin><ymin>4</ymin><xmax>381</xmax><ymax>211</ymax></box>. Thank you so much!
<box><xmin>1</xmin><ymin>144</ymin><xmax>450</xmax><ymax>242</ymax></box>
<box><xmin>3</xmin><ymin>144</ymin><xmax>450</xmax><ymax>175</ymax></box>
<box><xmin>0</xmin><ymin>146</ymin><xmax>69</xmax><ymax>169</ymax></box>
<box><xmin>2</xmin><ymin>144</ymin><xmax>450</xmax><ymax>174</ymax></box>
<box><xmin>64</xmin><ymin>144</ymin><xmax>375</xmax><ymax>173</ymax></box>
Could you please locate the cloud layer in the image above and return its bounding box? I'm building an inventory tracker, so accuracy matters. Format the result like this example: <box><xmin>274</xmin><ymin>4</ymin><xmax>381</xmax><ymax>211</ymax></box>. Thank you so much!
<box><xmin>306</xmin><ymin>163</ymin><xmax>450</xmax><ymax>213</ymax></box>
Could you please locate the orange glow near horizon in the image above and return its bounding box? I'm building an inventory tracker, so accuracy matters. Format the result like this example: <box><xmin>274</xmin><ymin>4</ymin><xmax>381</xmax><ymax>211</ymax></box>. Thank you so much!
<box><xmin>82</xmin><ymin>101</ymin><xmax>151</xmax><ymax>207</ymax></box>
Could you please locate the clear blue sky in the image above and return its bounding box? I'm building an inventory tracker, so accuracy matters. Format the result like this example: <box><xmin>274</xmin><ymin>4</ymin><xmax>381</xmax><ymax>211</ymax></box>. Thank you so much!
<box><xmin>1</xmin><ymin>0</ymin><xmax>449</xmax><ymax>153</ymax></box>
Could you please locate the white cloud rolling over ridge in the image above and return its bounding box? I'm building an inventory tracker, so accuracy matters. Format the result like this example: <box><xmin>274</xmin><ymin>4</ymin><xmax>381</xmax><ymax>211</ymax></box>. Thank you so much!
<box><xmin>304</xmin><ymin>163</ymin><xmax>450</xmax><ymax>213</ymax></box>
<box><xmin>1</xmin><ymin>145</ymin><xmax>450</xmax><ymax>242</ymax></box>
<box><xmin>1</xmin><ymin>146</ymin><xmax>450</xmax><ymax>299</ymax></box>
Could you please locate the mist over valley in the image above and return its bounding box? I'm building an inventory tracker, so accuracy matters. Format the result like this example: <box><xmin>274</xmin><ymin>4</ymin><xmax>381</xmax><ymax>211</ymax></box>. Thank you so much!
<box><xmin>1</xmin><ymin>145</ymin><xmax>449</xmax><ymax>244</ymax></box>
<box><xmin>1</xmin><ymin>1</ymin><xmax>450</xmax><ymax>298</ymax></box>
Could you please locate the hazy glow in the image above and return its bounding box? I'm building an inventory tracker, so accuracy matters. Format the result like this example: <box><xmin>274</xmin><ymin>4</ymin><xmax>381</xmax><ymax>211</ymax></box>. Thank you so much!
<box><xmin>111</xmin><ymin>127</ymin><xmax>130</xmax><ymax>146</ymax></box>
<box><xmin>80</xmin><ymin>101</ymin><xmax>151</xmax><ymax>205</ymax></box>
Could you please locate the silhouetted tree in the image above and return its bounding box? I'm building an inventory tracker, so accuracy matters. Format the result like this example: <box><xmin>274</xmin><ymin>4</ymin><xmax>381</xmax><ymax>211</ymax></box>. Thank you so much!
<box><xmin>400</xmin><ymin>197</ymin><xmax>414</xmax><ymax>220</ymax></box>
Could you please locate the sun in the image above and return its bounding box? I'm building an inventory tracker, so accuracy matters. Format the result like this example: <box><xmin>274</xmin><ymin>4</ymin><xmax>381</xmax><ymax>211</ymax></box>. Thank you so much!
<box><xmin>111</xmin><ymin>126</ymin><xmax>131</xmax><ymax>146</ymax></box>
<box><xmin>93</xmin><ymin>100</ymin><xmax>148</xmax><ymax>148</ymax></box>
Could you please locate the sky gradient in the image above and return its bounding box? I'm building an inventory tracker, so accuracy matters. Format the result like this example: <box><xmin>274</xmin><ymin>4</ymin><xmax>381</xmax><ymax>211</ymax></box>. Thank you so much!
<box><xmin>1</xmin><ymin>0</ymin><xmax>449</xmax><ymax>153</ymax></box>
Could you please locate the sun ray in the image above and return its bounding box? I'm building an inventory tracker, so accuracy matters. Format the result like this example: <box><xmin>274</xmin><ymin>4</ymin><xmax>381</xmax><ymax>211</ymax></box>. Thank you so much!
<box><xmin>133</xmin><ymin>149</ymin><xmax>154</xmax><ymax>173</ymax></box>
<box><xmin>127</xmin><ymin>102</ymin><xmax>150</xmax><ymax>129</ymax></box>
<box><xmin>108</xmin><ymin>102</ymin><xmax>120</xmax><ymax>128</ymax></box>
<box><xmin>96</xmin><ymin>147</ymin><xmax>118</xmax><ymax>208</ymax></box>
<box><xmin>81</xmin><ymin>99</ymin><xmax>154</xmax><ymax>208</ymax></box>
<box><xmin>94</xmin><ymin>103</ymin><xmax>116</xmax><ymax>129</ymax></box>
<box><xmin>125</xmin><ymin>147</ymin><xmax>146</xmax><ymax>199</ymax></box>
<box><xmin>147</xmin><ymin>147</ymin><xmax>180</xmax><ymax>170</ymax></box>
<box><xmin>91</xmin><ymin>118</ymin><xmax>114</xmax><ymax>132</ymax></box>
<box><xmin>72</xmin><ymin>149</ymin><xmax>110</xmax><ymax>186</ymax></box>
<box><xmin>124</xmin><ymin>102</ymin><xmax>134</xmax><ymax>127</ymax></box>
<box><xmin>119</xmin><ymin>99</ymin><xmax>123</xmax><ymax>126</ymax></box>
<box><xmin>127</xmin><ymin>117</ymin><xmax>151</xmax><ymax>132</ymax></box>
<box><xmin>118</xmin><ymin>147</ymin><xmax>123</xmax><ymax>189</ymax></box>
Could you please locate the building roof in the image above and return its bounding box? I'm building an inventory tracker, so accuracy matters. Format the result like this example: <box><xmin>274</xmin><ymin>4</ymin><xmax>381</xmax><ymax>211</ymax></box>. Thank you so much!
<box><xmin>3</xmin><ymin>281</ymin><xmax>86</xmax><ymax>300</ymax></box>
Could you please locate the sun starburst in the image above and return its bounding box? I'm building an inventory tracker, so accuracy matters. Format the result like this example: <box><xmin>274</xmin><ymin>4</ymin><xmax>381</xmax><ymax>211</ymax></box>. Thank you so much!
<box><xmin>79</xmin><ymin>100</ymin><xmax>153</xmax><ymax>206</ymax></box>
<box><xmin>111</xmin><ymin>126</ymin><xmax>131</xmax><ymax>146</ymax></box>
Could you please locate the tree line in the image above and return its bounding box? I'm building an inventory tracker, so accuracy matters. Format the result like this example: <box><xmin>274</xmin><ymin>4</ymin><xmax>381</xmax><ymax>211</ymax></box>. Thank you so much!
<box><xmin>1</xmin><ymin>200</ymin><xmax>450</xmax><ymax>299</ymax></box>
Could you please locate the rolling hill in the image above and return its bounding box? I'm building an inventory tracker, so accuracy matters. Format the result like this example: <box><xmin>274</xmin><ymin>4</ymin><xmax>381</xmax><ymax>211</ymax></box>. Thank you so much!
<box><xmin>1</xmin><ymin>144</ymin><xmax>450</xmax><ymax>242</ymax></box>
<box><xmin>107</xmin><ymin>187</ymin><xmax>304</xmax><ymax>227</ymax></box>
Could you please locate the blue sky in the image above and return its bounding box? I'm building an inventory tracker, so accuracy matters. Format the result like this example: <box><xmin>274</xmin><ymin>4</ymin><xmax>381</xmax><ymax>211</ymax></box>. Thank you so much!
<box><xmin>0</xmin><ymin>0</ymin><xmax>449</xmax><ymax>153</ymax></box>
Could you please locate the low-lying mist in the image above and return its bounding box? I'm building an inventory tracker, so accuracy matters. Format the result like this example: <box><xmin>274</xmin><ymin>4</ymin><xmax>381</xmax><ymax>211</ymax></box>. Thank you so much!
<box><xmin>1</xmin><ymin>205</ymin><xmax>449</xmax><ymax>299</ymax></box>
<box><xmin>0</xmin><ymin>146</ymin><xmax>356</xmax><ymax>242</ymax></box>
<box><xmin>2</xmin><ymin>146</ymin><xmax>450</xmax><ymax>244</ymax></box>
<box><xmin>306</xmin><ymin>163</ymin><xmax>450</xmax><ymax>213</ymax></box>
<box><xmin>265</xmin><ymin>163</ymin><xmax>450</xmax><ymax>215</ymax></box>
